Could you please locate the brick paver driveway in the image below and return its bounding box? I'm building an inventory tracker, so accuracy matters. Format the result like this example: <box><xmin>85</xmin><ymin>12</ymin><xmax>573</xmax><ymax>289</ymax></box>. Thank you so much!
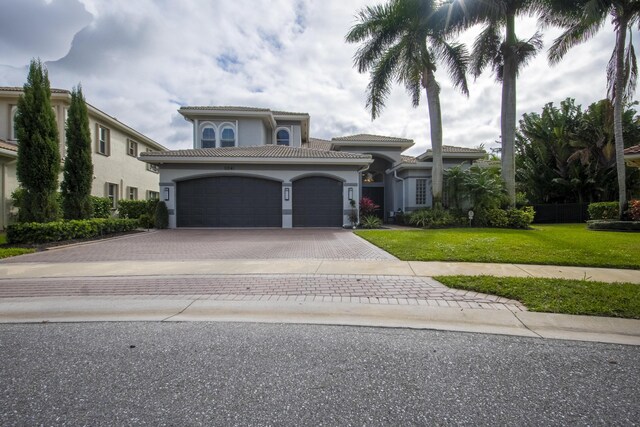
<box><xmin>3</xmin><ymin>229</ymin><xmax>395</xmax><ymax>263</ymax></box>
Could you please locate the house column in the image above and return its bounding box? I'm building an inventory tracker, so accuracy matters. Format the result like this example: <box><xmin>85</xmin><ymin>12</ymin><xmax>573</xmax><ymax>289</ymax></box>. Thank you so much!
<box><xmin>160</xmin><ymin>181</ymin><xmax>176</xmax><ymax>228</ymax></box>
<box><xmin>282</xmin><ymin>182</ymin><xmax>292</xmax><ymax>228</ymax></box>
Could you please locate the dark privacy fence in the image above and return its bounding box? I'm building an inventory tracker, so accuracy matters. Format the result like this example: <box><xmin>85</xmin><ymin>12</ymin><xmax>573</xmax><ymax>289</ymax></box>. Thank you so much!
<box><xmin>531</xmin><ymin>203</ymin><xmax>589</xmax><ymax>223</ymax></box>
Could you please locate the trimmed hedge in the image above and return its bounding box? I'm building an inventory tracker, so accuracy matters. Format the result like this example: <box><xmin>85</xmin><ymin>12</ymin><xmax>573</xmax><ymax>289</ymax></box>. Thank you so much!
<box><xmin>587</xmin><ymin>220</ymin><xmax>640</xmax><ymax>231</ymax></box>
<box><xmin>588</xmin><ymin>201</ymin><xmax>619</xmax><ymax>220</ymax></box>
<box><xmin>91</xmin><ymin>196</ymin><xmax>112</xmax><ymax>219</ymax></box>
<box><xmin>118</xmin><ymin>199</ymin><xmax>158</xmax><ymax>220</ymax></box>
<box><xmin>6</xmin><ymin>218</ymin><xmax>139</xmax><ymax>244</ymax></box>
<box><xmin>154</xmin><ymin>201</ymin><xmax>169</xmax><ymax>229</ymax></box>
<box><xmin>479</xmin><ymin>207</ymin><xmax>535</xmax><ymax>229</ymax></box>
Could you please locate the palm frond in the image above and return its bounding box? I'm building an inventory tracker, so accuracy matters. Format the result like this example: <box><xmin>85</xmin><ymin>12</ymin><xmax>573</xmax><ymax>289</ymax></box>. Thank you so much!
<box><xmin>432</xmin><ymin>37</ymin><xmax>470</xmax><ymax>96</ymax></box>
<box><xmin>470</xmin><ymin>23</ymin><xmax>501</xmax><ymax>78</ymax></box>
<box><xmin>547</xmin><ymin>13</ymin><xmax>607</xmax><ymax>64</ymax></box>
<box><xmin>624</xmin><ymin>33</ymin><xmax>638</xmax><ymax>101</ymax></box>
<box><xmin>366</xmin><ymin>40</ymin><xmax>405</xmax><ymax>119</ymax></box>
<box><xmin>514</xmin><ymin>32</ymin><xmax>544</xmax><ymax>75</ymax></box>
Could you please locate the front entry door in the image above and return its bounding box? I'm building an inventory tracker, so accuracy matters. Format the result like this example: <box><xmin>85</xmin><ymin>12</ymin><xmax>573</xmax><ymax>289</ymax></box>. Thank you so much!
<box><xmin>362</xmin><ymin>187</ymin><xmax>384</xmax><ymax>219</ymax></box>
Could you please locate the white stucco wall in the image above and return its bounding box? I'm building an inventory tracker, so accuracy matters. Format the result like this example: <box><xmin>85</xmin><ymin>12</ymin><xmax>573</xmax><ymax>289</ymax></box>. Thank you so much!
<box><xmin>158</xmin><ymin>163</ymin><xmax>361</xmax><ymax>228</ymax></box>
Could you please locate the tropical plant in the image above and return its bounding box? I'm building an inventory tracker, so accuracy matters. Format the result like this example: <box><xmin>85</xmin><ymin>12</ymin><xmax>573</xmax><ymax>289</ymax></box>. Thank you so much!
<box><xmin>14</xmin><ymin>58</ymin><xmax>61</xmax><ymax>222</ymax></box>
<box><xmin>61</xmin><ymin>85</ymin><xmax>94</xmax><ymax>220</ymax></box>
<box><xmin>408</xmin><ymin>207</ymin><xmax>460</xmax><ymax>228</ymax></box>
<box><xmin>516</xmin><ymin>98</ymin><xmax>640</xmax><ymax>204</ymax></box>
<box><xmin>360</xmin><ymin>215</ymin><xmax>383</xmax><ymax>229</ymax></box>
<box><xmin>346</xmin><ymin>0</ymin><xmax>470</xmax><ymax>206</ymax></box>
<box><xmin>462</xmin><ymin>165</ymin><xmax>506</xmax><ymax>211</ymax></box>
<box><xmin>545</xmin><ymin>0</ymin><xmax>640</xmax><ymax>218</ymax></box>
<box><xmin>435</xmin><ymin>0</ymin><xmax>549</xmax><ymax>206</ymax></box>
<box><xmin>359</xmin><ymin>197</ymin><xmax>380</xmax><ymax>217</ymax></box>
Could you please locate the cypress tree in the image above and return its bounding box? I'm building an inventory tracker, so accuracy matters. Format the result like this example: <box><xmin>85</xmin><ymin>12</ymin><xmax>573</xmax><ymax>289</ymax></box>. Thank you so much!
<box><xmin>15</xmin><ymin>59</ymin><xmax>61</xmax><ymax>222</ymax></box>
<box><xmin>61</xmin><ymin>85</ymin><xmax>94</xmax><ymax>219</ymax></box>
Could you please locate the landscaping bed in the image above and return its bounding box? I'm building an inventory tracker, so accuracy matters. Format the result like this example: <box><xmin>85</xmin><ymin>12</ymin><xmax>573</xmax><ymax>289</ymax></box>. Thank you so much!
<box><xmin>436</xmin><ymin>275</ymin><xmax>640</xmax><ymax>319</ymax></box>
<box><xmin>355</xmin><ymin>224</ymin><xmax>640</xmax><ymax>269</ymax></box>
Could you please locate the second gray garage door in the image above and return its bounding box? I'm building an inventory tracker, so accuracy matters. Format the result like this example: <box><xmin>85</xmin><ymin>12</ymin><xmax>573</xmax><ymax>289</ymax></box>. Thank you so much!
<box><xmin>177</xmin><ymin>176</ymin><xmax>282</xmax><ymax>227</ymax></box>
<box><xmin>292</xmin><ymin>176</ymin><xmax>343</xmax><ymax>227</ymax></box>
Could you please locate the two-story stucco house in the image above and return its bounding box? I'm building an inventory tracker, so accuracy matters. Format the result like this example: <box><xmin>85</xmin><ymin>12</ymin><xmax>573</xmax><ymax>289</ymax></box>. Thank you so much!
<box><xmin>140</xmin><ymin>106</ymin><xmax>485</xmax><ymax>228</ymax></box>
<box><xmin>0</xmin><ymin>87</ymin><xmax>167</xmax><ymax>229</ymax></box>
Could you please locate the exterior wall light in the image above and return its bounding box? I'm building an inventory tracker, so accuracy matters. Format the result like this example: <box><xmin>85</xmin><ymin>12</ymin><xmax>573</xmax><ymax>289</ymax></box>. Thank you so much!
<box><xmin>348</xmin><ymin>187</ymin><xmax>354</xmax><ymax>200</ymax></box>
<box><xmin>164</xmin><ymin>188</ymin><xmax>170</xmax><ymax>201</ymax></box>
<box><xmin>284</xmin><ymin>187</ymin><xmax>290</xmax><ymax>201</ymax></box>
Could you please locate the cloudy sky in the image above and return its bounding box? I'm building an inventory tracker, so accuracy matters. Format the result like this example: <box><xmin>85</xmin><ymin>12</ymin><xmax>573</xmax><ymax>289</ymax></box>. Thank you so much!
<box><xmin>0</xmin><ymin>0</ymin><xmax>635</xmax><ymax>156</ymax></box>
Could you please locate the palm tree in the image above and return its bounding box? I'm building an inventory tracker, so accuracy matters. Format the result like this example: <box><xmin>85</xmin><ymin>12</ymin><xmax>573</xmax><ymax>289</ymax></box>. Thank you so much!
<box><xmin>544</xmin><ymin>0</ymin><xmax>640</xmax><ymax>218</ymax></box>
<box><xmin>345</xmin><ymin>0</ymin><xmax>470</xmax><ymax>206</ymax></box>
<box><xmin>435</xmin><ymin>0</ymin><xmax>547</xmax><ymax>207</ymax></box>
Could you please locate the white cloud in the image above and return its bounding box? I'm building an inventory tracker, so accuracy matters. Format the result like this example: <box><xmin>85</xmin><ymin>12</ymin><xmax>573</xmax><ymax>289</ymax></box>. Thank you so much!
<box><xmin>0</xmin><ymin>0</ymin><xmax>637</xmax><ymax>156</ymax></box>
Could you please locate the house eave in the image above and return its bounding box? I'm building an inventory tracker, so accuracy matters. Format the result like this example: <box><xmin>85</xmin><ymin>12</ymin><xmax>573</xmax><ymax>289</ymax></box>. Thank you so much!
<box><xmin>387</xmin><ymin>162</ymin><xmax>434</xmax><ymax>173</ymax></box>
<box><xmin>139</xmin><ymin>156</ymin><xmax>373</xmax><ymax>166</ymax></box>
<box><xmin>417</xmin><ymin>152</ymin><xmax>485</xmax><ymax>161</ymax></box>
<box><xmin>179</xmin><ymin>108</ymin><xmax>278</xmax><ymax>129</ymax></box>
<box><xmin>331</xmin><ymin>141</ymin><xmax>414</xmax><ymax>150</ymax></box>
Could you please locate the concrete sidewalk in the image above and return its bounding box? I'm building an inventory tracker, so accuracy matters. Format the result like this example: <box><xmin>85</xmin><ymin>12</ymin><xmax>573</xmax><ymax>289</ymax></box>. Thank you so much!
<box><xmin>1</xmin><ymin>259</ymin><xmax>638</xmax><ymax>283</ymax></box>
<box><xmin>1</xmin><ymin>296</ymin><xmax>639</xmax><ymax>346</ymax></box>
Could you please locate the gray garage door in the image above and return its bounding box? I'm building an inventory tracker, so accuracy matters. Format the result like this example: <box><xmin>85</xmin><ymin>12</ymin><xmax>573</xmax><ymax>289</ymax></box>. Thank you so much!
<box><xmin>177</xmin><ymin>176</ymin><xmax>282</xmax><ymax>227</ymax></box>
<box><xmin>292</xmin><ymin>176</ymin><xmax>343</xmax><ymax>227</ymax></box>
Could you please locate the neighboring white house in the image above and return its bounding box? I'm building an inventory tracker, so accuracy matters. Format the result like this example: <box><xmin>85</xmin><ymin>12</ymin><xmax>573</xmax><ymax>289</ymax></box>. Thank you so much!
<box><xmin>0</xmin><ymin>87</ymin><xmax>167</xmax><ymax>229</ymax></box>
<box><xmin>625</xmin><ymin>144</ymin><xmax>640</xmax><ymax>168</ymax></box>
<box><xmin>140</xmin><ymin>106</ymin><xmax>485</xmax><ymax>228</ymax></box>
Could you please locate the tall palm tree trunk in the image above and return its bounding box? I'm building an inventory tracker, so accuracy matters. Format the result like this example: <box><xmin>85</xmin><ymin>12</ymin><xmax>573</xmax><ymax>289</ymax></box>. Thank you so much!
<box><xmin>613</xmin><ymin>14</ymin><xmax>628</xmax><ymax>218</ymax></box>
<box><xmin>501</xmin><ymin>12</ymin><xmax>518</xmax><ymax>207</ymax></box>
<box><xmin>423</xmin><ymin>67</ymin><xmax>444</xmax><ymax>207</ymax></box>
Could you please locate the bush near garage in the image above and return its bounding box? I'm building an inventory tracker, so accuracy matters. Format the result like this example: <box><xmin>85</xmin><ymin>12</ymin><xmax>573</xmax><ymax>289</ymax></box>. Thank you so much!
<box><xmin>6</xmin><ymin>218</ymin><xmax>139</xmax><ymax>244</ymax></box>
<box><xmin>90</xmin><ymin>196</ymin><xmax>112</xmax><ymax>218</ymax></box>
<box><xmin>154</xmin><ymin>201</ymin><xmax>169</xmax><ymax>229</ymax></box>
<box><xmin>118</xmin><ymin>199</ymin><xmax>158</xmax><ymax>221</ymax></box>
<box><xmin>588</xmin><ymin>201</ymin><xmax>619</xmax><ymax>220</ymax></box>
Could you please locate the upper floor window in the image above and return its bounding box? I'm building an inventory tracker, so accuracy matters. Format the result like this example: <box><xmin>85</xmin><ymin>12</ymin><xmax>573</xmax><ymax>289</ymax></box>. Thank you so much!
<box><xmin>220</xmin><ymin>126</ymin><xmax>235</xmax><ymax>147</ymax></box>
<box><xmin>416</xmin><ymin>178</ymin><xmax>427</xmax><ymax>205</ymax></box>
<box><xmin>276</xmin><ymin>129</ymin><xmax>290</xmax><ymax>146</ymax></box>
<box><xmin>127</xmin><ymin>139</ymin><xmax>138</xmax><ymax>157</ymax></box>
<box><xmin>146</xmin><ymin>149</ymin><xmax>159</xmax><ymax>173</ymax></box>
<box><xmin>96</xmin><ymin>124</ymin><xmax>110</xmax><ymax>156</ymax></box>
<box><xmin>202</xmin><ymin>127</ymin><xmax>216</xmax><ymax>148</ymax></box>
<box><xmin>10</xmin><ymin>106</ymin><xmax>18</xmax><ymax>141</ymax></box>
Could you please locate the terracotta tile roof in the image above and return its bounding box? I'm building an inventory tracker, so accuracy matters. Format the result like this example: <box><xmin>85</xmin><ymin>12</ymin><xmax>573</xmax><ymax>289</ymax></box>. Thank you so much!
<box><xmin>0</xmin><ymin>138</ymin><xmax>18</xmax><ymax>152</ymax></box>
<box><xmin>624</xmin><ymin>144</ymin><xmax>640</xmax><ymax>155</ymax></box>
<box><xmin>179</xmin><ymin>106</ymin><xmax>308</xmax><ymax>116</ymax></box>
<box><xmin>401</xmin><ymin>155</ymin><xmax>417</xmax><ymax>164</ymax></box>
<box><xmin>425</xmin><ymin>145</ymin><xmax>486</xmax><ymax>154</ymax></box>
<box><xmin>0</xmin><ymin>86</ymin><xmax>70</xmax><ymax>94</ymax></box>
<box><xmin>140</xmin><ymin>145</ymin><xmax>371</xmax><ymax>159</ymax></box>
<box><xmin>332</xmin><ymin>133</ymin><xmax>413</xmax><ymax>143</ymax></box>
<box><xmin>302</xmin><ymin>138</ymin><xmax>332</xmax><ymax>151</ymax></box>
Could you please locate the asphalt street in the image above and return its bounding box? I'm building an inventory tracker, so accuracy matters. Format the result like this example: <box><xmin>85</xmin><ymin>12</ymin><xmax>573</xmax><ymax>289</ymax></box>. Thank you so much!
<box><xmin>1</xmin><ymin>322</ymin><xmax>638</xmax><ymax>426</ymax></box>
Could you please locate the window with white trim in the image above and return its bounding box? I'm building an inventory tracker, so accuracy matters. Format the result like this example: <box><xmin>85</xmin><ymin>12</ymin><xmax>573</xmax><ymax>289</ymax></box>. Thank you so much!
<box><xmin>106</xmin><ymin>183</ymin><xmax>118</xmax><ymax>209</ymax></box>
<box><xmin>97</xmin><ymin>124</ymin><xmax>110</xmax><ymax>155</ymax></box>
<box><xmin>416</xmin><ymin>178</ymin><xmax>427</xmax><ymax>205</ymax></box>
<box><xmin>220</xmin><ymin>126</ymin><xmax>235</xmax><ymax>147</ymax></box>
<box><xmin>127</xmin><ymin>139</ymin><xmax>138</xmax><ymax>157</ymax></box>
<box><xmin>127</xmin><ymin>186</ymin><xmax>138</xmax><ymax>200</ymax></box>
<box><xmin>276</xmin><ymin>128</ymin><xmax>290</xmax><ymax>146</ymax></box>
<box><xmin>202</xmin><ymin>127</ymin><xmax>216</xmax><ymax>148</ymax></box>
<box><xmin>147</xmin><ymin>190</ymin><xmax>159</xmax><ymax>200</ymax></box>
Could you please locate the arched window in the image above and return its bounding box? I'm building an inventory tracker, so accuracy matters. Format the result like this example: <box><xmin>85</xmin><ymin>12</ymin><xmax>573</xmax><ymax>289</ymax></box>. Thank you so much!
<box><xmin>276</xmin><ymin>129</ymin><xmax>290</xmax><ymax>146</ymax></box>
<box><xmin>220</xmin><ymin>126</ymin><xmax>235</xmax><ymax>147</ymax></box>
<box><xmin>202</xmin><ymin>127</ymin><xmax>216</xmax><ymax>148</ymax></box>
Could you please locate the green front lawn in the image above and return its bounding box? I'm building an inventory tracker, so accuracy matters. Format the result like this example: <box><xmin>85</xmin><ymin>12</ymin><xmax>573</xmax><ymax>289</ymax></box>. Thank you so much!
<box><xmin>0</xmin><ymin>233</ymin><xmax>35</xmax><ymax>259</ymax></box>
<box><xmin>356</xmin><ymin>224</ymin><xmax>640</xmax><ymax>269</ymax></box>
<box><xmin>436</xmin><ymin>275</ymin><xmax>640</xmax><ymax>319</ymax></box>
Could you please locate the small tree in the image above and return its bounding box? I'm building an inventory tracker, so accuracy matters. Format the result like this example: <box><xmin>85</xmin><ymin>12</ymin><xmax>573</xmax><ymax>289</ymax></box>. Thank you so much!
<box><xmin>61</xmin><ymin>85</ymin><xmax>94</xmax><ymax>220</ymax></box>
<box><xmin>15</xmin><ymin>58</ymin><xmax>61</xmax><ymax>222</ymax></box>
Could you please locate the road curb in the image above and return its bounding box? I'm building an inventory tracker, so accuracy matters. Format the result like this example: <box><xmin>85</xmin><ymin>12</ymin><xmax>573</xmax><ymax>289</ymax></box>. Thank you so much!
<box><xmin>1</xmin><ymin>297</ymin><xmax>638</xmax><ymax>346</ymax></box>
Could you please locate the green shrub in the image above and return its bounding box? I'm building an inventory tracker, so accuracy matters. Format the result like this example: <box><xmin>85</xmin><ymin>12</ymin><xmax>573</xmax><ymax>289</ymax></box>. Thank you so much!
<box><xmin>6</xmin><ymin>218</ymin><xmax>139</xmax><ymax>244</ymax></box>
<box><xmin>587</xmin><ymin>220</ymin><xmax>640</xmax><ymax>231</ymax></box>
<box><xmin>138</xmin><ymin>213</ymin><xmax>154</xmax><ymax>229</ymax></box>
<box><xmin>506</xmin><ymin>206</ymin><xmax>535</xmax><ymax>228</ymax></box>
<box><xmin>484</xmin><ymin>208</ymin><xmax>509</xmax><ymax>228</ymax></box>
<box><xmin>588</xmin><ymin>201</ymin><xmax>619</xmax><ymax>220</ymax></box>
<box><xmin>409</xmin><ymin>208</ymin><xmax>459</xmax><ymax>228</ymax></box>
<box><xmin>154</xmin><ymin>201</ymin><xmax>169</xmax><ymax>229</ymax></box>
<box><xmin>118</xmin><ymin>199</ymin><xmax>158</xmax><ymax>220</ymax></box>
<box><xmin>360</xmin><ymin>215</ymin><xmax>382</xmax><ymax>229</ymax></box>
<box><xmin>90</xmin><ymin>196</ymin><xmax>112</xmax><ymax>218</ymax></box>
